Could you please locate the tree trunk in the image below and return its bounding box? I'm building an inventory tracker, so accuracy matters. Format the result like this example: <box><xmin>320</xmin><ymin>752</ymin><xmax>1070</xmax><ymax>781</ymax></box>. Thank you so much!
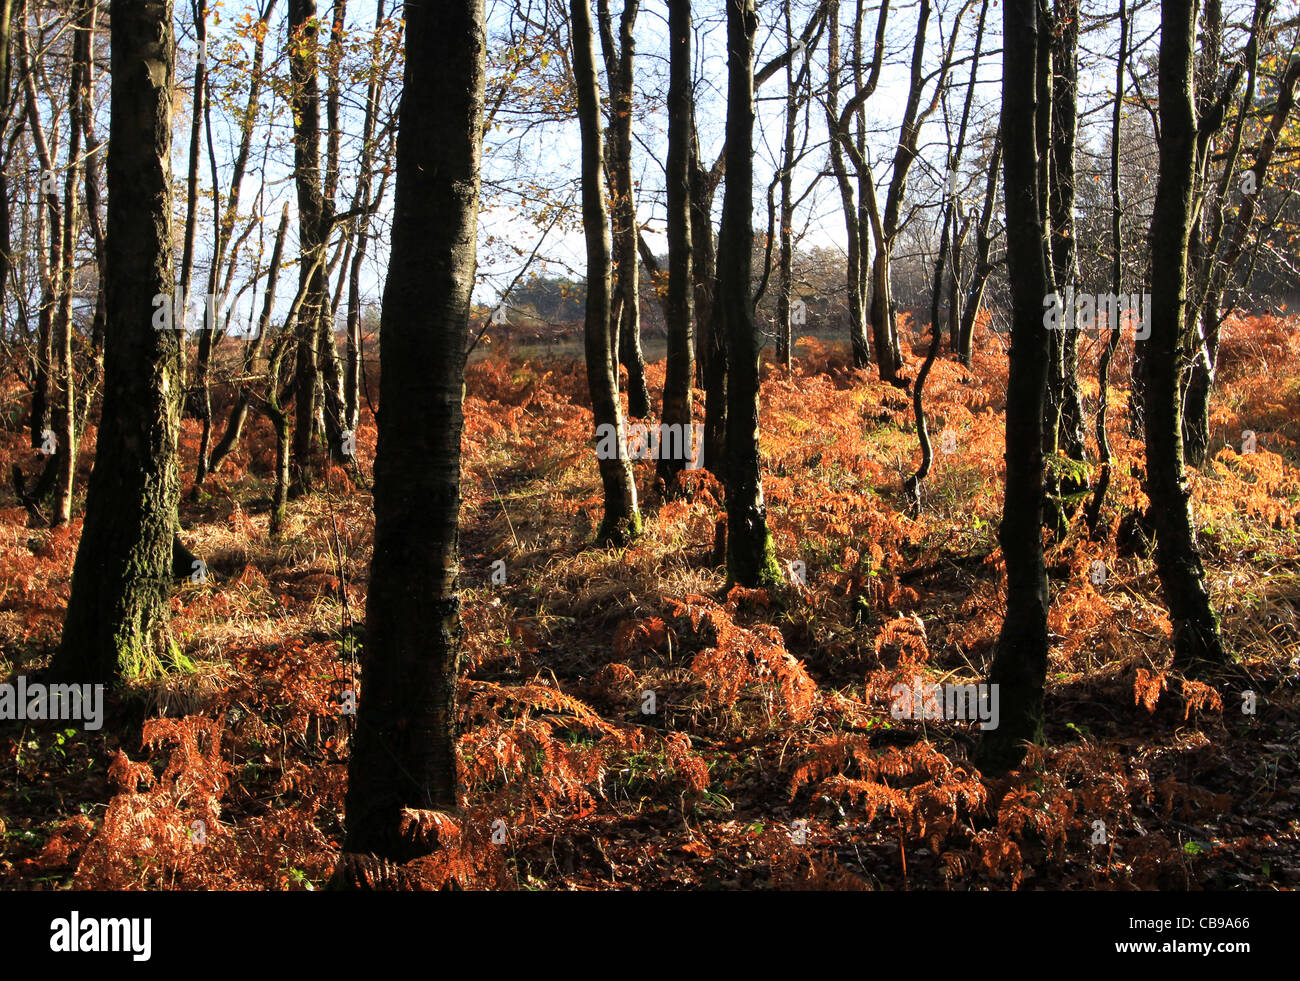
<box><xmin>573</xmin><ymin>0</ymin><xmax>640</xmax><ymax>544</ymax></box>
<box><xmin>657</xmin><ymin>0</ymin><xmax>695</xmax><ymax>494</ymax></box>
<box><xmin>825</xmin><ymin>0</ymin><xmax>869</xmax><ymax>368</ymax></box>
<box><xmin>956</xmin><ymin>132</ymin><xmax>1000</xmax><ymax>365</ymax></box>
<box><xmin>208</xmin><ymin>203</ymin><xmax>291</xmax><ymax>476</ymax></box>
<box><xmin>1184</xmin><ymin>14</ymin><xmax>1295</xmax><ymax>466</ymax></box>
<box><xmin>720</xmin><ymin>0</ymin><xmax>780</xmax><ymax>589</ymax></box>
<box><xmin>688</xmin><ymin>114</ymin><xmax>715</xmax><ymax>392</ymax></box>
<box><xmin>50</xmin><ymin>0</ymin><xmax>93</xmax><ymax>526</ymax></box>
<box><xmin>19</xmin><ymin>9</ymin><xmax>58</xmax><ymax>452</ymax></box>
<box><xmin>976</xmin><ymin>0</ymin><xmax>1051</xmax><ymax>774</ymax></box>
<box><xmin>344</xmin><ymin>0</ymin><xmax>387</xmax><ymax>433</ymax></box>
<box><xmin>871</xmin><ymin>0</ymin><xmax>938</xmax><ymax>384</ymax></box>
<box><xmin>1042</xmin><ymin>0</ymin><xmax>1085</xmax><ymax>536</ymax></box>
<box><xmin>775</xmin><ymin>0</ymin><xmax>797</xmax><ymax>370</ymax></box>
<box><xmin>51</xmin><ymin>0</ymin><xmax>183</xmax><ymax>685</ymax></box>
<box><xmin>289</xmin><ymin>0</ymin><xmax>327</xmax><ymax>494</ymax></box>
<box><xmin>597</xmin><ymin>1</ymin><xmax>650</xmax><ymax>419</ymax></box>
<box><xmin>339</xmin><ymin>0</ymin><xmax>485</xmax><ymax>860</ymax></box>
<box><xmin>184</xmin><ymin>0</ymin><xmax>209</xmax><ymax>433</ymax></box>
<box><xmin>0</xmin><ymin>0</ymin><xmax>14</xmax><ymax>311</ymax></box>
<box><xmin>1144</xmin><ymin>0</ymin><xmax>1226</xmax><ymax>671</ymax></box>
<box><xmin>1086</xmin><ymin>0</ymin><xmax>1127</xmax><ymax>537</ymax></box>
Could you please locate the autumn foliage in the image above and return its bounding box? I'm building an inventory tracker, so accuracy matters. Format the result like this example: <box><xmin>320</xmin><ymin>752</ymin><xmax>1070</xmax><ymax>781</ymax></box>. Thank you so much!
<box><xmin>2</xmin><ymin>313</ymin><xmax>1299</xmax><ymax>890</ymax></box>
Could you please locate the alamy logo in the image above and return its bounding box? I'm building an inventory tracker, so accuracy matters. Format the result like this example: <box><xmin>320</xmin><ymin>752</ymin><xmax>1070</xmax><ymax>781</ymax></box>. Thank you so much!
<box><xmin>1043</xmin><ymin>288</ymin><xmax>1151</xmax><ymax>340</ymax></box>
<box><xmin>596</xmin><ymin>421</ymin><xmax>703</xmax><ymax>469</ymax></box>
<box><xmin>49</xmin><ymin>911</ymin><xmax>151</xmax><ymax>961</ymax></box>
<box><xmin>0</xmin><ymin>675</ymin><xmax>103</xmax><ymax>730</ymax></box>
<box><xmin>152</xmin><ymin>288</ymin><xmax>258</xmax><ymax>337</ymax></box>
<box><xmin>890</xmin><ymin>677</ymin><xmax>1000</xmax><ymax>730</ymax></box>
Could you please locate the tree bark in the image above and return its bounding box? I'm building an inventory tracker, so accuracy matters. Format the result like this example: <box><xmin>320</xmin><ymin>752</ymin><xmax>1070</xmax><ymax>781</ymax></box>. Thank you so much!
<box><xmin>1144</xmin><ymin>0</ymin><xmax>1226</xmax><ymax>670</ymax></box>
<box><xmin>1042</xmin><ymin>0</ymin><xmax>1086</xmax><ymax>536</ymax></box>
<box><xmin>573</xmin><ymin>0</ymin><xmax>640</xmax><ymax>544</ymax></box>
<box><xmin>339</xmin><ymin>0</ymin><xmax>485</xmax><ymax>860</ymax></box>
<box><xmin>597</xmin><ymin>0</ymin><xmax>650</xmax><ymax>419</ymax></box>
<box><xmin>1086</xmin><ymin>0</ymin><xmax>1128</xmax><ymax>537</ymax></box>
<box><xmin>51</xmin><ymin>0</ymin><xmax>183</xmax><ymax>684</ymax></box>
<box><xmin>657</xmin><ymin>0</ymin><xmax>695</xmax><ymax>494</ymax></box>
<box><xmin>288</xmin><ymin>0</ymin><xmax>328</xmax><ymax>493</ymax></box>
<box><xmin>50</xmin><ymin>0</ymin><xmax>93</xmax><ymax>526</ymax></box>
<box><xmin>825</xmin><ymin>0</ymin><xmax>870</xmax><ymax>368</ymax></box>
<box><xmin>976</xmin><ymin>0</ymin><xmax>1051</xmax><ymax>774</ymax></box>
<box><xmin>956</xmin><ymin>132</ymin><xmax>1000</xmax><ymax>365</ymax></box>
<box><xmin>720</xmin><ymin>0</ymin><xmax>780</xmax><ymax>589</ymax></box>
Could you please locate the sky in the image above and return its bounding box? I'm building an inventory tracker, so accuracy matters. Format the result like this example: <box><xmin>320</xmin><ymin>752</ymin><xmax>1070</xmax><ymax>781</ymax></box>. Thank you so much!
<box><xmin>145</xmin><ymin>0</ymin><xmax>1259</xmax><ymax>327</ymax></box>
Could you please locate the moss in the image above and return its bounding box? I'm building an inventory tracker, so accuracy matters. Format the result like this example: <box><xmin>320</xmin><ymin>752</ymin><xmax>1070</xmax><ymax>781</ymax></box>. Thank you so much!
<box><xmin>727</xmin><ymin>527</ymin><xmax>784</xmax><ymax>591</ymax></box>
<box><xmin>596</xmin><ymin>508</ymin><xmax>642</xmax><ymax>547</ymax></box>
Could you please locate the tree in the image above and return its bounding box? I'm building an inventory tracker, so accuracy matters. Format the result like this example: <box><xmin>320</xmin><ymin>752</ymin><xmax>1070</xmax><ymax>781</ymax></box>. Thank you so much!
<box><xmin>954</xmin><ymin>129</ymin><xmax>1001</xmax><ymax>365</ymax></box>
<box><xmin>1143</xmin><ymin>0</ymin><xmax>1226</xmax><ymax>670</ymax></box>
<box><xmin>339</xmin><ymin>0</ymin><xmax>486</xmax><ymax>860</ymax></box>
<box><xmin>823</xmin><ymin>0</ymin><xmax>878</xmax><ymax>369</ymax></box>
<box><xmin>1184</xmin><ymin>0</ymin><xmax>1295</xmax><ymax>466</ymax></box>
<box><xmin>197</xmin><ymin>0</ymin><xmax>281</xmax><ymax>484</ymax></box>
<box><xmin>1085</xmin><ymin>0</ymin><xmax>1129</xmax><ymax>536</ymax></box>
<box><xmin>866</xmin><ymin>0</ymin><xmax>954</xmax><ymax>384</ymax></box>
<box><xmin>49</xmin><ymin>0</ymin><xmax>96</xmax><ymax>526</ymax></box>
<box><xmin>657</xmin><ymin>0</ymin><xmax>695</xmax><ymax>494</ymax></box>
<box><xmin>698</xmin><ymin>3</ymin><xmax>825</xmax><ymax>478</ymax></box>
<box><xmin>976</xmin><ymin>0</ymin><xmax>1052</xmax><ymax>774</ymax></box>
<box><xmin>573</xmin><ymin>0</ymin><xmax>640</xmax><ymax>544</ymax></box>
<box><xmin>596</xmin><ymin>0</ymin><xmax>650</xmax><ymax>419</ymax></box>
<box><xmin>1042</xmin><ymin>0</ymin><xmax>1087</xmax><ymax>537</ymax></box>
<box><xmin>50</xmin><ymin>0</ymin><xmax>183</xmax><ymax>684</ymax></box>
<box><xmin>721</xmin><ymin>0</ymin><xmax>780</xmax><ymax>589</ymax></box>
<box><xmin>908</xmin><ymin>0</ymin><xmax>989</xmax><ymax>509</ymax></box>
<box><xmin>288</xmin><ymin>0</ymin><xmax>329</xmax><ymax>493</ymax></box>
<box><xmin>0</xmin><ymin>0</ymin><xmax>14</xmax><ymax>309</ymax></box>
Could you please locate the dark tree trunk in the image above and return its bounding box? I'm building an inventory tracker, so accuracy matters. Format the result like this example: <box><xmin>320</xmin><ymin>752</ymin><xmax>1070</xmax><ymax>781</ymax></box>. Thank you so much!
<box><xmin>688</xmin><ymin>114</ymin><xmax>716</xmax><ymax>392</ymax></box>
<box><xmin>692</xmin><ymin>120</ymin><xmax>728</xmax><ymax>483</ymax></box>
<box><xmin>597</xmin><ymin>1</ymin><xmax>650</xmax><ymax>419</ymax></box>
<box><xmin>1086</xmin><ymin>0</ymin><xmax>1128</xmax><ymax>537</ymax></box>
<box><xmin>976</xmin><ymin>0</ymin><xmax>1051</xmax><ymax>774</ymax></box>
<box><xmin>573</xmin><ymin>0</ymin><xmax>640</xmax><ymax>544</ymax></box>
<box><xmin>720</xmin><ymin>0</ymin><xmax>780</xmax><ymax>589</ymax></box>
<box><xmin>50</xmin><ymin>0</ymin><xmax>183</xmax><ymax>685</ymax></box>
<box><xmin>0</xmin><ymin>0</ymin><xmax>13</xmax><ymax>309</ymax></box>
<box><xmin>657</xmin><ymin>0</ymin><xmax>695</xmax><ymax>494</ymax></box>
<box><xmin>1144</xmin><ymin>0</ymin><xmax>1226</xmax><ymax>671</ymax></box>
<box><xmin>1042</xmin><ymin>0</ymin><xmax>1086</xmax><ymax>536</ymax></box>
<box><xmin>289</xmin><ymin>0</ymin><xmax>328</xmax><ymax>493</ymax></box>
<box><xmin>340</xmin><ymin>0</ymin><xmax>485</xmax><ymax>861</ymax></box>
<box><xmin>185</xmin><ymin>0</ymin><xmax>210</xmax><ymax>435</ymax></box>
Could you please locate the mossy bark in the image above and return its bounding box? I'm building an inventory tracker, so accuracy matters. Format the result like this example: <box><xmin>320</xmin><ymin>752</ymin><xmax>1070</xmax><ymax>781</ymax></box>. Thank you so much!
<box><xmin>51</xmin><ymin>0</ymin><xmax>182</xmax><ymax>686</ymax></box>
<box><xmin>1144</xmin><ymin>0</ymin><xmax>1226</xmax><ymax>671</ymax></box>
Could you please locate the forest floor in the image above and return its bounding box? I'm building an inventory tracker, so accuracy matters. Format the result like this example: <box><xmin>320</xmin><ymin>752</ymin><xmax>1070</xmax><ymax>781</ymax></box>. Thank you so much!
<box><xmin>1</xmin><ymin>314</ymin><xmax>1298</xmax><ymax>890</ymax></box>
